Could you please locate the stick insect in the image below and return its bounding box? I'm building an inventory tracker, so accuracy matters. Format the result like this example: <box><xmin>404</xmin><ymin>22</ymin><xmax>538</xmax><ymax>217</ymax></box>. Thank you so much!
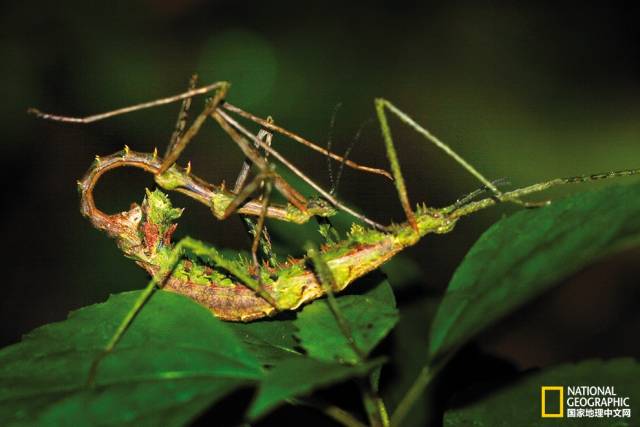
<box><xmin>31</xmin><ymin>77</ymin><xmax>396</xmax><ymax>307</ymax></box>
<box><xmin>31</xmin><ymin>81</ymin><xmax>640</xmax><ymax>383</ymax></box>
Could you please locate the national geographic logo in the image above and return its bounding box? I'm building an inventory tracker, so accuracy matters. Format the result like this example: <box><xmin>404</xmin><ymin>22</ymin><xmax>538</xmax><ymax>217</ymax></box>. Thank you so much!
<box><xmin>541</xmin><ymin>386</ymin><xmax>564</xmax><ymax>418</ymax></box>
<box><xmin>541</xmin><ymin>386</ymin><xmax>632</xmax><ymax>419</ymax></box>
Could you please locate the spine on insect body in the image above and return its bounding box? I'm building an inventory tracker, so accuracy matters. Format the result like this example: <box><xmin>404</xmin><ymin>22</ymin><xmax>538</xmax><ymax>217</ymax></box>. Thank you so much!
<box><xmin>76</xmin><ymin>149</ymin><xmax>336</xmax><ymax>238</ymax></box>
<box><xmin>79</xmin><ymin>169</ymin><xmax>457</xmax><ymax>320</ymax></box>
<box><xmin>77</xmin><ymin>148</ymin><xmax>462</xmax><ymax>321</ymax></box>
<box><xmin>164</xmin><ymin>202</ymin><xmax>455</xmax><ymax>321</ymax></box>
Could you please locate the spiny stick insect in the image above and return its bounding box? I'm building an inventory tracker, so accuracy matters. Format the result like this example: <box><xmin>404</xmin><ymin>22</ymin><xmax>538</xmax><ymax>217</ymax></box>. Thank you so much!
<box><xmin>31</xmin><ymin>80</ymin><xmax>640</xmax><ymax>388</ymax></box>
<box><xmin>31</xmin><ymin>77</ymin><xmax>393</xmax><ymax>306</ymax></box>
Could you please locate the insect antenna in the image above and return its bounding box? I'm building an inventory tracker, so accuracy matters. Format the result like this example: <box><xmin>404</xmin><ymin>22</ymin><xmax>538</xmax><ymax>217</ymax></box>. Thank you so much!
<box><xmin>325</xmin><ymin>103</ymin><xmax>343</xmax><ymax>192</ymax></box>
<box><xmin>450</xmin><ymin>177</ymin><xmax>510</xmax><ymax>211</ymax></box>
<box><xmin>448</xmin><ymin>167</ymin><xmax>640</xmax><ymax>220</ymax></box>
<box><xmin>332</xmin><ymin>118</ymin><xmax>371</xmax><ymax>197</ymax></box>
<box><xmin>222</xmin><ymin>102</ymin><xmax>393</xmax><ymax>180</ymax></box>
<box><xmin>216</xmin><ymin>108</ymin><xmax>387</xmax><ymax>231</ymax></box>
<box><xmin>313</xmin><ymin>121</ymin><xmax>370</xmax><ymax>244</ymax></box>
<box><xmin>165</xmin><ymin>74</ymin><xmax>198</xmax><ymax>159</ymax></box>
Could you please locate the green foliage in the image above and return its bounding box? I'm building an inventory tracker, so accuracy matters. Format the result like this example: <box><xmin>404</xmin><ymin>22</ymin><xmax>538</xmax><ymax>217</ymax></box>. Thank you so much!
<box><xmin>444</xmin><ymin>358</ymin><xmax>639</xmax><ymax>427</ymax></box>
<box><xmin>429</xmin><ymin>181</ymin><xmax>640</xmax><ymax>359</ymax></box>
<box><xmin>295</xmin><ymin>278</ymin><xmax>399</xmax><ymax>364</ymax></box>
<box><xmin>249</xmin><ymin>357</ymin><xmax>383</xmax><ymax>420</ymax></box>
<box><xmin>0</xmin><ymin>291</ymin><xmax>262</xmax><ymax>427</ymax></box>
<box><xmin>0</xmin><ymin>280</ymin><xmax>396</xmax><ymax>425</ymax></box>
<box><xmin>228</xmin><ymin>318</ymin><xmax>301</xmax><ymax>365</ymax></box>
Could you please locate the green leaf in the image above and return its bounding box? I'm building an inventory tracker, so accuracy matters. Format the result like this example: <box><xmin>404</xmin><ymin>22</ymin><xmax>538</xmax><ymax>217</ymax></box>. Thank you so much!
<box><xmin>249</xmin><ymin>356</ymin><xmax>383</xmax><ymax>419</ymax></box>
<box><xmin>228</xmin><ymin>317</ymin><xmax>302</xmax><ymax>365</ymax></box>
<box><xmin>444</xmin><ymin>358</ymin><xmax>639</xmax><ymax>426</ymax></box>
<box><xmin>430</xmin><ymin>182</ymin><xmax>640</xmax><ymax>359</ymax></box>
<box><xmin>0</xmin><ymin>291</ymin><xmax>262</xmax><ymax>427</ymax></box>
<box><xmin>295</xmin><ymin>276</ymin><xmax>399</xmax><ymax>363</ymax></box>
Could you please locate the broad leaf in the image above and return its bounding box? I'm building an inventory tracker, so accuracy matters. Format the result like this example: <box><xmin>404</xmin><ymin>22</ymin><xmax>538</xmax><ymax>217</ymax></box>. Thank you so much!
<box><xmin>0</xmin><ymin>291</ymin><xmax>262</xmax><ymax>427</ymax></box>
<box><xmin>444</xmin><ymin>358</ymin><xmax>639</xmax><ymax>426</ymax></box>
<box><xmin>430</xmin><ymin>182</ymin><xmax>640</xmax><ymax>358</ymax></box>
<box><xmin>249</xmin><ymin>356</ymin><xmax>383</xmax><ymax>419</ymax></box>
<box><xmin>295</xmin><ymin>277</ymin><xmax>399</xmax><ymax>363</ymax></box>
<box><xmin>228</xmin><ymin>317</ymin><xmax>302</xmax><ymax>365</ymax></box>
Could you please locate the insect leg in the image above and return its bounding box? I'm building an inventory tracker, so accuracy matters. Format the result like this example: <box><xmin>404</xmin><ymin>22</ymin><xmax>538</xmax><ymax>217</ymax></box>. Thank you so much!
<box><xmin>306</xmin><ymin>242</ymin><xmax>389</xmax><ymax>426</ymax></box>
<box><xmin>87</xmin><ymin>233</ymin><xmax>280</xmax><ymax>384</ymax></box>
<box><xmin>222</xmin><ymin>102</ymin><xmax>393</xmax><ymax>180</ymax></box>
<box><xmin>86</xmin><ymin>240</ymin><xmax>187</xmax><ymax>386</ymax></box>
<box><xmin>233</xmin><ymin>117</ymin><xmax>273</xmax><ymax>193</ymax></box>
<box><xmin>212</xmin><ymin>109</ymin><xmax>315</xmax><ymax>214</ymax></box>
<box><xmin>250</xmin><ymin>171</ymin><xmax>275</xmax><ymax>267</ymax></box>
<box><xmin>28</xmin><ymin>80</ymin><xmax>228</xmax><ymax>123</ymax></box>
<box><xmin>215</xmin><ymin>109</ymin><xmax>388</xmax><ymax>231</ymax></box>
<box><xmin>374</xmin><ymin>99</ymin><xmax>419</xmax><ymax>232</ymax></box>
<box><xmin>233</xmin><ymin>118</ymin><xmax>278</xmax><ymax>266</ymax></box>
<box><xmin>158</xmin><ymin>82</ymin><xmax>230</xmax><ymax>174</ymax></box>
<box><xmin>176</xmin><ymin>236</ymin><xmax>279</xmax><ymax>308</ymax></box>
<box><xmin>375</xmin><ymin>99</ymin><xmax>502</xmax><ymax>197</ymax></box>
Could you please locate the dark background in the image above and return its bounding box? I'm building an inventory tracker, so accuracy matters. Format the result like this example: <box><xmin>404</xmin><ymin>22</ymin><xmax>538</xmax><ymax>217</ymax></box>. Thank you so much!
<box><xmin>2</xmin><ymin>0</ymin><xmax>640</xmax><ymax>419</ymax></box>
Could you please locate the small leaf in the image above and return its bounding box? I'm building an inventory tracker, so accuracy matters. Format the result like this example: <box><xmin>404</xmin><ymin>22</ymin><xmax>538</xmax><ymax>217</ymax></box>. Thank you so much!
<box><xmin>444</xmin><ymin>358</ymin><xmax>639</xmax><ymax>426</ymax></box>
<box><xmin>228</xmin><ymin>317</ymin><xmax>302</xmax><ymax>365</ymax></box>
<box><xmin>295</xmin><ymin>277</ymin><xmax>399</xmax><ymax>363</ymax></box>
<box><xmin>249</xmin><ymin>356</ymin><xmax>383</xmax><ymax>419</ymax></box>
<box><xmin>430</xmin><ymin>182</ymin><xmax>640</xmax><ymax>359</ymax></box>
<box><xmin>0</xmin><ymin>291</ymin><xmax>262</xmax><ymax>427</ymax></box>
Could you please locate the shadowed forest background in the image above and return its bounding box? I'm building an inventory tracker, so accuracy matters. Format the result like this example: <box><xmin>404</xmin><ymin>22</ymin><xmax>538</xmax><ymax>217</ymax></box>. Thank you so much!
<box><xmin>2</xmin><ymin>0</ymin><xmax>640</xmax><ymax>417</ymax></box>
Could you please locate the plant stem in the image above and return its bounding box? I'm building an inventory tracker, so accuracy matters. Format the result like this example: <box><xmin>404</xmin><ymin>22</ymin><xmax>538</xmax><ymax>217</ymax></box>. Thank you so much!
<box><xmin>359</xmin><ymin>379</ymin><xmax>390</xmax><ymax>427</ymax></box>
<box><xmin>292</xmin><ymin>398</ymin><xmax>367</xmax><ymax>427</ymax></box>
<box><xmin>306</xmin><ymin>243</ymin><xmax>390</xmax><ymax>426</ymax></box>
<box><xmin>390</xmin><ymin>354</ymin><xmax>452</xmax><ymax>426</ymax></box>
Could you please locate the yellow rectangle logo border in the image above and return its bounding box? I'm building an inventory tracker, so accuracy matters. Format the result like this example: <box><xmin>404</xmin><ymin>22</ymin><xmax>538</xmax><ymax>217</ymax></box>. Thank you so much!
<box><xmin>541</xmin><ymin>386</ymin><xmax>564</xmax><ymax>418</ymax></box>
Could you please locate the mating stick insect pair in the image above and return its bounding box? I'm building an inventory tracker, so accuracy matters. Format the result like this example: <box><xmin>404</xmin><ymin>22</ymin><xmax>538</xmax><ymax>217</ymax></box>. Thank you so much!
<box><xmin>30</xmin><ymin>77</ymin><xmax>640</xmax><ymax>379</ymax></box>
